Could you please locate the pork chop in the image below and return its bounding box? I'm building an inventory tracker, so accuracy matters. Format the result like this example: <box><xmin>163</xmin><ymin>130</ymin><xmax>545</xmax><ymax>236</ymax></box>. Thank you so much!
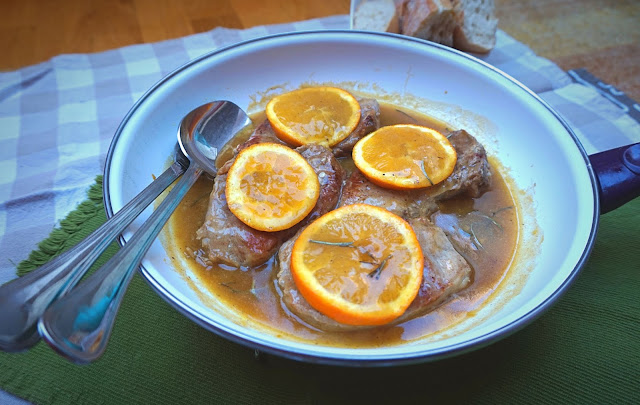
<box><xmin>338</xmin><ymin>129</ymin><xmax>492</xmax><ymax>218</ymax></box>
<box><xmin>275</xmin><ymin>217</ymin><xmax>471</xmax><ymax>332</ymax></box>
<box><xmin>195</xmin><ymin>143</ymin><xmax>344</xmax><ymax>268</ymax></box>
<box><xmin>332</xmin><ymin>98</ymin><xmax>381</xmax><ymax>157</ymax></box>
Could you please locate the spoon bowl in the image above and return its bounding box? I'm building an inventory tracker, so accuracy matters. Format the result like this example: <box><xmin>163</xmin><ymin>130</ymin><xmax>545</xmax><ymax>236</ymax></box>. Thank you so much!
<box><xmin>37</xmin><ymin>100</ymin><xmax>252</xmax><ymax>363</ymax></box>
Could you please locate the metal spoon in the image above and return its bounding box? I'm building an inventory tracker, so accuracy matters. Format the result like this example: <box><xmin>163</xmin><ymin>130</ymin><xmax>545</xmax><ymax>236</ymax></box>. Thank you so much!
<box><xmin>0</xmin><ymin>144</ymin><xmax>189</xmax><ymax>352</ymax></box>
<box><xmin>37</xmin><ymin>101</ymin><xmax>252</xmax><ymax>363</ymax></box>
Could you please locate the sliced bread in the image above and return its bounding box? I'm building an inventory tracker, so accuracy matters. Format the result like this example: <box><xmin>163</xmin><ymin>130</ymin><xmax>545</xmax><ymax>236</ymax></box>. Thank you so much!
<box><xmin>353</xmin><ymin>0</ymin><xmax>400</xmax><ymax>34</ymax></box>
<box><xmin>400</xmin><ymin>0</ymin><xmax>457</xmax><ymax>47</ymax></box>
<box><xmin>451</xmin><ymin>0</ymin><xmax>498</xmax><ymax>53</ymax></box>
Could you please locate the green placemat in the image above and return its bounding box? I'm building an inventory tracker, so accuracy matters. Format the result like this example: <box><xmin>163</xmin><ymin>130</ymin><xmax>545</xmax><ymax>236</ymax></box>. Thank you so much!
<box><xmin>1</xmin><ymin>177</ymin><xmax>638</xmax><ymax>405</ymax></box>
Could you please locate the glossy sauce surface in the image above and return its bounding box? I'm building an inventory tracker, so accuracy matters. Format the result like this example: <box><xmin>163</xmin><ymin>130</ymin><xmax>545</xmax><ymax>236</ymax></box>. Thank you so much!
<box><xmin>168</xmin><ymin>102</ymin><xmax>518</xmax><ymax>347</ymax></box>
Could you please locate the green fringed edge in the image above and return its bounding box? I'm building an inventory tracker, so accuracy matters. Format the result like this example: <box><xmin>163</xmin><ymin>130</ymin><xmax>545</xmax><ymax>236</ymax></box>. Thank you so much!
<box><xmin>16</xmin><ymin>175</ymin><xmax>107</xmax><ymax>276</ymax></box>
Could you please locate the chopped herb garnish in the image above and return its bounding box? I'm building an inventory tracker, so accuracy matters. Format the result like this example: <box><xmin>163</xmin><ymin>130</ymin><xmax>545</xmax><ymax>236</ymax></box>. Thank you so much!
<box><xmin>368</xmin><ymin>255</ymin><xmax>392</xmax><ymax>280</ymax></box>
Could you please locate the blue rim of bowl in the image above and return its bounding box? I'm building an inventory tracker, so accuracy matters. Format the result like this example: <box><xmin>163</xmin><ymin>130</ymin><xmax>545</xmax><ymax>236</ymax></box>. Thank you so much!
<box><xmin>103</xmin><ymin>30</ymin><xmax>600</xmax><ymax>367</ymax></box>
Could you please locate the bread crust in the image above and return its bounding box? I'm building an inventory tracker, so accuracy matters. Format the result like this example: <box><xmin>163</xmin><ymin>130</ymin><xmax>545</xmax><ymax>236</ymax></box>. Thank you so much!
<box><xmin>351</xmin><ymin>0</ymin><xmax>498</xmax><ymax>53</ymax></box>
<box><xmin>400</xmin><ymin>0</ymin><xmax>457</xmax><ymax>47</ymax></box>
<box><xmin>451</xmin><ymin>0</ymin><xmax>498</xmax><ymax>53</ymax></box>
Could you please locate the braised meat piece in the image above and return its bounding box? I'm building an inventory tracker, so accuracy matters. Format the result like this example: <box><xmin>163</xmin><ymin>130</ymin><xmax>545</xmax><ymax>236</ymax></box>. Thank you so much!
<box><xmin>233</xmin><ymin>118</ymin><xmax>284</xmax><ymax>154</ymax></box>
<box><xmin>275</xmin><ymin>217</ymin><xmax>471</xmax><ymax>332</ymax></box>
<box><xmin>195</xmin><ymin>143</ymin><xmax>345</xmax><ymax>268</ymax></box>
<box><xmin>338</xmin><ymin>170</ymin><xmax>439</xmax><ymax>218</ymax></box>
<box><xmin>331</xmin><ymin>98</ymin><xmax>381</xmax><ymax>157</ymax></box>
<box><xmin>296</xmin><ymin>144</ymin><xmax>346</xmax><ymax>225</ymax></box>
<box><xmin>434</xmin><ymin>129</ymin><xmax>492</xmax><ymax>200</ymax></box>
<box><xmin>195</xmin><ymin>174</ymin><xmax>282</xmax><ymax>268</ymax></box>
<box><xmin>338</xmin><ymin>129</ymin><xmax>491</xmax><ymax>217</ymax></box>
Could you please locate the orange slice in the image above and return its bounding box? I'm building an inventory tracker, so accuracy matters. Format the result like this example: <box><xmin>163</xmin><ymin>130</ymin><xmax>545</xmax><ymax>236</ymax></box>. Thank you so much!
<box><xmin>265</xmin><ymin>86</ymin><xmax>361</xmax><ymax>147</ymax></box>
<box><xmin>352</xmin><ymin>124</ymin><xmax>457</xmax><ymax>190</ymax></box>
<box><xmin>226</xmin><ymin>143</ymin><xmax>320</xmax><ymax>232</ymax></box>
<box><xmin>290</xmin><ymin>204</ymin><xmax>424</xmax><ymax>326</ymax></box>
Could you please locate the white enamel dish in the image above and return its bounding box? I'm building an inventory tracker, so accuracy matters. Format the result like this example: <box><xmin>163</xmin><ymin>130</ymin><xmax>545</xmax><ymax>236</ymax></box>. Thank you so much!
<box><xmin>104</xmin><ymin>31</ymin><xmax>600</xmax><ymax>366</ymax></box>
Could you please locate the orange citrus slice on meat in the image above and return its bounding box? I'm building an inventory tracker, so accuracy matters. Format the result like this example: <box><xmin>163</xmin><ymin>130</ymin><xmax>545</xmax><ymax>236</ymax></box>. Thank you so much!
<box><xmin>226</xmin><ymin>143</ymin><xmax>320</xmax><ymax>232</ymax></box>
<box><xmin>290</xmin><ymin>204</ymin><xmax>424</xmax><ymax>326</ymax></box>
<box><xmin>265</xmin><ymin>86</ymin><xmax>361</xmax><ymax>147</ymax></box>
<box><xmin>352</xmin><ymin>124</ymin><xmax>457</xmax><ymax>190</ymax></box>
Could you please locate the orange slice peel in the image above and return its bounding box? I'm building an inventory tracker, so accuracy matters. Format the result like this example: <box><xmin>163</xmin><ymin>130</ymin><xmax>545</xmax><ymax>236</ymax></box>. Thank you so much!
<box><xmin>226</xmin><ymin>142</ymin><xmax>320</xmax><ymax>232</ymax></box>
<box><xmin>290</xmin><ymin>204</ymin><xmax>424</xmax><ymax>326</ymax></box>
<box><xmin>352</xmin><ymin>124</ymin><xmax>457</xmax><ymax>190</ymax></box>
<box><xmin>266</xmin><ymin>86</ymin><xmax>361</xmax><ymax>147</ymax></box>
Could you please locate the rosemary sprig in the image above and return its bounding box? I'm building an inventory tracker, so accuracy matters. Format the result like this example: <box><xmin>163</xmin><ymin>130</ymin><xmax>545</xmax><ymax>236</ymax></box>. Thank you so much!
<box><xmin>221</xmin><ymin>280</ymin><xmax>263</xmax><ymax>296</ymax></box>
<box><xmin>475</xmin><ymin>213</ymin><xmax>503</xmax><ymax>231</ymax></box>
<box><xmin>470</xmin><ymin>222</ymin><xmax>484</xmax><ymax>249</ymax></box>
<box><xmin>492</xmin><ymin>206</ymin><xmax>514</xmax><ymax>217</ymax></box>
<box><xmin>419</xmin><ymin>160</ymin><xmax>434</xmax><ymax>186</ymax></box>
<box><xmin>368</xmin><ymin>255</ymin><xmax>392</xmax><ymax>280</ymax></box>
<box><xmin>190</xmin><ymin>191</ymin><xmax>211</xmax><ymax>207</ymax></box>
<box><xmin>310</xmin><ymin>240</ymin><xmax>354</xmax><ymax>247</ymax></box>
<box><xmin>395</xmin><ymin>109</ymin><xmax>419</xmax><ymax>123</ymax></box>
<box><xmin>360</xmin><ymin>249</ymin><xmax>377</xmax><ymax>263</ymax></box>
<box><xmin>220</xmin><ymin>282</ymin><xmax>243</xmax><ymax>294</ymax></box>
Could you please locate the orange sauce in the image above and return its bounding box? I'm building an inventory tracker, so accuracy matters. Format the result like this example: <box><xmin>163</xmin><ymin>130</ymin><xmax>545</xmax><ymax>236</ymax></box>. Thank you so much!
<box><xmin>167</xmin><ymin>102</ymin><xmax>518</xmax><ymax>347</ymax></box>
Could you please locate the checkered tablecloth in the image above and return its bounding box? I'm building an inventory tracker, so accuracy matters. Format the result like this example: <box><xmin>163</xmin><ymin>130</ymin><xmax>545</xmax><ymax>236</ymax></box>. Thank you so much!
<box><xmin>1</xmin><ymin>14</ymin><xmax>640</xmax><ymax>405</ymax></box>
<box><xmin>1</xmin><ymin>14</ymin><xmax>639</xmax><ymax>298</ymax></box>
<box><xmin>2</xmin><ymin>14</ymin><xmax>640</xmax><ymax>289</ymax></box>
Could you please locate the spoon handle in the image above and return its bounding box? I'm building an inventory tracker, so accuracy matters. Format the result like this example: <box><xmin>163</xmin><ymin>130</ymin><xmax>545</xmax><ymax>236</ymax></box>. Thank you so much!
<box><xmin>38</xmin><ymin>163</ymin><xmax>203</xmax><ymax>364</ymax></box>
<box><xmin>0</xmin><ymin>161</ymin><xmax>186</xmax><ymax>352</ymax></box>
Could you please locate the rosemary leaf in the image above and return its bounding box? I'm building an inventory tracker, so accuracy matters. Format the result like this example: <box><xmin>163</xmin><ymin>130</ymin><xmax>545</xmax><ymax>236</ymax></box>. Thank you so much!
<box><xmin>310</xmin><ymin>240</ymin><xmax>354</xmax><ymax>247</ymax></box>
<box><xmin>190</xmin><ymin>191</ymin><xmax>211</xmax><ymax>207</ymax></box>
<box><xmin>368</xmin><ymin>255</ymin><xmax>392</xmax><ymax>280</ymax></box>
<box><xmin>419</xmin><ymin>160</ymin><xmax>434</xmax><ymax>186</ymax></box>
<box><xmin>395</xmin><ymin>109</ymin><xmax>419</xmax><ymax>123</ymax></box>
<box><xmin>476</xmin><ymin>213</ymin><xmax>503</xmax><ymax>231</ymax></box>
<box><xmin>492</xmin><ymin>206</ymin><xmax>514</xmax><ymax>216</ymax></box>
<box><xmin>220</xmin><ymin>282</ymin><xmax>242</xmax><ymax>294</ymax></box>
<box><xmin>470</xmin><ymin>223</ymin><xmax>484</xmax><ymax>250</ymax></box>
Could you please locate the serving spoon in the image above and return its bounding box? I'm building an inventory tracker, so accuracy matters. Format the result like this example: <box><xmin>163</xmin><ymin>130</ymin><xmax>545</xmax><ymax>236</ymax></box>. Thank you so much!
<box><xmin>37</xmin><ymin>101</ymin><xmax>252</xmax><ymax>363</ymax></box>
<box><xmin>0</xmin><ymin>144</ymin><xmax>189</xmax><ymax>352</ymax></box>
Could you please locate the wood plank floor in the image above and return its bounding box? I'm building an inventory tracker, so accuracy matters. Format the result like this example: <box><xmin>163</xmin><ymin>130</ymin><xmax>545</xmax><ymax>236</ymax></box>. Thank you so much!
<box><xmin>0</xmin><ymin>0</ymin><xmax>638</xmax><ymax>100</ymax></box>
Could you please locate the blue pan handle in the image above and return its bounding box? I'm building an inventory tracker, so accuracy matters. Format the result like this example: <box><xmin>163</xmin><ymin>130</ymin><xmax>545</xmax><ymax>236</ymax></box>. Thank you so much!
<box><xmin>589</xmin><ymin>142</ymin><xmax>640</xmax><ymax>214</ymax></box>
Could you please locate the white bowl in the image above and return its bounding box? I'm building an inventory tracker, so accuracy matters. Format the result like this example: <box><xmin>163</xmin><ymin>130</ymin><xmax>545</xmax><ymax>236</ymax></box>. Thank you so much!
<box><xmin>104</xmin><ymin>31</ymin><xmax>598</xmax><ymax>365</ymax></box>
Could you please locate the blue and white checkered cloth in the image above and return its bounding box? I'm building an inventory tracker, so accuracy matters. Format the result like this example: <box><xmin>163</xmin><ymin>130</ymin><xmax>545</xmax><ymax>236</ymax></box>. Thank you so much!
<box><xmin>1</xmin><ymin>14</ymin><xmax>639</xmax><ymax>287</ymax></box>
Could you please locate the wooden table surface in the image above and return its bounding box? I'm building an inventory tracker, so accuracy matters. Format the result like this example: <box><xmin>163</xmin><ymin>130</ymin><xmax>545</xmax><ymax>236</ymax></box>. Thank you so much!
<box><xmin>1</xmin><ymin>0</ymin><xmax>638</xmax><ymax>101</ymax></box>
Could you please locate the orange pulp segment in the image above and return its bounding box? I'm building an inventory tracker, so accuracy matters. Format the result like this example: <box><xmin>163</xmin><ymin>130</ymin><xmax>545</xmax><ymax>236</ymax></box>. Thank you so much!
<box><xmin>265</xmin><ymin>86</ymin><xmax>361</xmax><ymax>147</ymax></box>
<box><xmin>352</xmin><ymin>124</ymin><xmax>457</xmax><ymax>190</ymax></box>
<box><xmin>290</xmin><ymin>204</ymin><xmax>424</xmax><ymax>326</ymax></box>
<box><xmin>226</xmin><ymin>143</ymin><xmax>320</xmax><ymax>232</ymax></box>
